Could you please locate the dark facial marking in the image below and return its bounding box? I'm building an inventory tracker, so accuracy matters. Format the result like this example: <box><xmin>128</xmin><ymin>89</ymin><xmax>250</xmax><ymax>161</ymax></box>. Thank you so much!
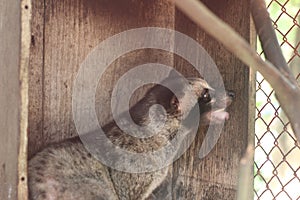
<box><xmin>199</xmin><ymin>89</ymin><xmax>212</xmax><ymax>105</ymax></box>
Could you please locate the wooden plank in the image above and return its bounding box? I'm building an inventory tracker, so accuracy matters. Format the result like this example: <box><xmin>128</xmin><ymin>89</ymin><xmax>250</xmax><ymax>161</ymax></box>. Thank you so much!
<box><xmin>18</xmin><ymin>0</ymin><xmax>32</xmax><ymax>199</ymax></box>
<box><xmin>28</xmin><ymin>0</ymin><xmax>45</xmax><ymax>158</ymax></box>
<box><xmin>0</xmin><ymin>0</ymin><xmax>21</xmax><ymax>199</ymax></box>
<box><xmin>246</xmin><ymin>15</ymin><xmax>256</xmax><ymax>200</ymax></box>
<box><xmin>172</xmin><ymin>0</ymin><xmax>252</xmax><ymax>199</ymax></box>
<box><xmin>28</xmin><ymin>0</ymin><xmax>175</xmax><ymax>158</ymax></box>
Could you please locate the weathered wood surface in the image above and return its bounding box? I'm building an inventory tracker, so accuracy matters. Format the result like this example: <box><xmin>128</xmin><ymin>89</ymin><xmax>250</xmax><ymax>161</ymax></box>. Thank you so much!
<box><xmin>18</xmin><ymin>0</ymin><xmax>32</xmax><ymax>199</ymax></box>
<box><xmin>28</xmin><ymin>0</ymin><xmax>252</xmax><ymax>199</ymax></box>
<box><xmin>171</xmin><ymin>0</ymin><xmax>252</xmax><ymax>199</ymax></box>
<box><xmin>28</xmin><ymin>0</ymin><xmax>175</xmax><ymax>158</ymax></box>
<box><xmin>173</xmin><ymin>0</ymin><xmax>253</xmax><ymax>200</ymax></box>
<box><xmin>0</xmin><ymin>1</ymin><xmax>21</xmax><ymax>199</ymax></box>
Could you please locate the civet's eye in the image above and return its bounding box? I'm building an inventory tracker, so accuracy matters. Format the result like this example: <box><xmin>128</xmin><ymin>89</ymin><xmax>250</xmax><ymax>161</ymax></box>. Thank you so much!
<box><xmin>200</xmin><ymin>89</ymin><xmax>211</xmax><ymax>103</ymax></box>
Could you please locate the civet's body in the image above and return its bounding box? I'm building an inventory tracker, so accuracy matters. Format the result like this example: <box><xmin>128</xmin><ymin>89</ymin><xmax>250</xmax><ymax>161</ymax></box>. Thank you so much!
<box><xmin>28</xmin><ymin>72</ymin><xmax>234</xmax><ymax>200</ymax></box>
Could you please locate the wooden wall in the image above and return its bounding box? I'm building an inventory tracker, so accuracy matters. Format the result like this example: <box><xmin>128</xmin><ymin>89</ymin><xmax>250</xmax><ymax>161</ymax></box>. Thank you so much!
<box><xmin>171</xmin><ymin>0</ymin><xmax>253</xmax><ymax>198</ymax></box>
<box><xmin>26</xmin><ymin>0</ymin><xmax>253</xmax><ymax>199</ymax></box>
<box><xmin>0</xmin><ymin>0</ymin><xmax>31</xmax><ymax>199</ymax></box>
<box><xmin>0</xmin><ymin>1</ymin><xmax>21</xmax><ymax>199</ymax></box>
<box><xmin>28</xmin><ymin>0</ymin><xmax>176</xmax><ymax>157</ymax></box>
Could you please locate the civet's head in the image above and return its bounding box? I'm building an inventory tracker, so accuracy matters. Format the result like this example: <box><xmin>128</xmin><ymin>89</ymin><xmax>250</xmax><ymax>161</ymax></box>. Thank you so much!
<box><xmin>194</xmin><ymin>78</ymin><xmax>235</xmax><ymax>125</ymax></box>
<box><xmin>130</xmin><ymin>70</ymin><xmax>234</xmax><ymax>126</ymax></box>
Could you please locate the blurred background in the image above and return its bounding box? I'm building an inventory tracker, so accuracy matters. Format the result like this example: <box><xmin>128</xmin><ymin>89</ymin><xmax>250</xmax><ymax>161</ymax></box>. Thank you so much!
<box><xmin>254</xmin><ymin>0</ymin><xmax>300</xmax><ymax>199</ymax></box>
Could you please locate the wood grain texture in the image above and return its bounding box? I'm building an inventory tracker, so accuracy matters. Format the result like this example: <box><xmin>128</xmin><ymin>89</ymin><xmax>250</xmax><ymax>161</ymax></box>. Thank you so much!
<box><xmin>28</xmin><ymin>0</ymin><xmax>45</xmax><ymax>159</ymax></box>
<box><xmin>18</xmin><ymin>0</ymin><xmax>32</xmax><ymax>199</ymax></box>
<box><xmin>0</xmin><ymin>0</ymin><xmax>21</xmax><ymax>199</ymax></box>
<box><xmin>28</xmin><ymin>0</ymin><xmax>175</xmax><ymax>158</ymax></box>
<box><xmin>171</xmin><ymin>0</ymin><xmax>251</xmax><ymax>199</ymax></box>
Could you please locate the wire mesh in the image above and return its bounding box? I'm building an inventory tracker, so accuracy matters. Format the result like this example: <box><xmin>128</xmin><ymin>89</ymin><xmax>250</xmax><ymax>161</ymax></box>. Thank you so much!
<box><xmin>254</xmin><ymin>0</ymin><xmax>300</xmax><ymax>199</ymax></box>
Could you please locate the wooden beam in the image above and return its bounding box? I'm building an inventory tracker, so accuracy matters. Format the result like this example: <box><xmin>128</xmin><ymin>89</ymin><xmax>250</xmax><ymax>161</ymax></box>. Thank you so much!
<box><xmin>0</xmin><ymin>0</ymin><xmax>21</xmax><ymax>199</ymax></box>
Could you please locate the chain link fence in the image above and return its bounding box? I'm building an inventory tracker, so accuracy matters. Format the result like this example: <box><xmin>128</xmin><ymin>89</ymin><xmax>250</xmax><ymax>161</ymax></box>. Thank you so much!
<box><xmin>254</xmin><ymin>0</ymin><xmax>300</xmax><ymax>199</ymax></box>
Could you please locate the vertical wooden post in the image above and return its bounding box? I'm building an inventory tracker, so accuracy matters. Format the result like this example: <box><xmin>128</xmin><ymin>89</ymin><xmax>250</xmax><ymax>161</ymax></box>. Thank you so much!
<box><xmin>0</xmin><ymin>1</ymin><xmax>21</xmax><ymax>199</ymax></box>
<box><xmin>18</xmin><ymin>0</ymin><xmax>31</xmax><ymax>199</ymax></box>
<box><xmin>0</xmin><ymin>0</ymin><xmax>31</xmax><ymax>199</ymax></box>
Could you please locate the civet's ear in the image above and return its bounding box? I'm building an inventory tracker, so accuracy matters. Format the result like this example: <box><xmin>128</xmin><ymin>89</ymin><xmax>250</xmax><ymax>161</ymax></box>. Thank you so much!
<box><xmin>187</xmin><ymin>77</ymin><xmax>215</xmax><ymax>91</ymax></box>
